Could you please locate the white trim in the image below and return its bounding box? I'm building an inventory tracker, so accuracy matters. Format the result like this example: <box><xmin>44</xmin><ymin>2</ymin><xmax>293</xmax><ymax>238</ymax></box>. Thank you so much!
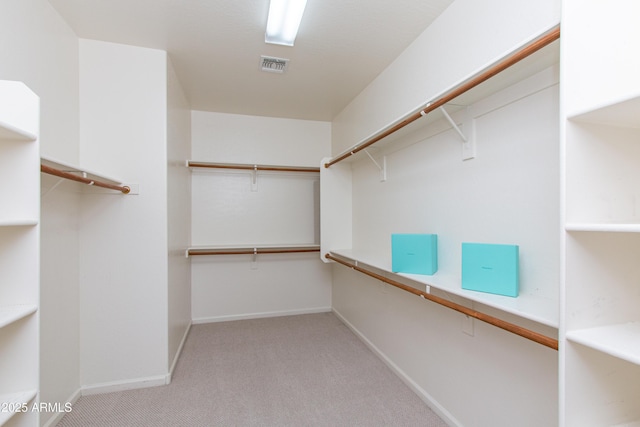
<box><xmin>41</xmin><ymin>388</ymin><xmax>81</xmax><ymax>427</ymax></box>
<box><xmin>167</xmin><ymin>321</ymin><xmax>192</xmax><ymax>384</ymax></box>
<box><xmin>80</xmin><ymin>374</ymin><xmax>168</xmax><ymax>396</ymax></box>
<box><xmin>332</xmin><ymin>308</ymin><xmax>462</xmax><ymax>427</ymax></box>
<box><xmin>192</xmin><ymin>306</ymin><xmax>331</xmax><ymax>324</ymax></box>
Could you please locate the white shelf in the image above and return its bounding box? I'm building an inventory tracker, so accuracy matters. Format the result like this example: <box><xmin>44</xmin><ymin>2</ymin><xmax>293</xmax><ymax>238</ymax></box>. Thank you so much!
<box><xmin>188</xmin><ymin>244</ymin><xmax>320</xmax><ymax>257</ymax></box>
<box><xmin>0</xmin><ymin>219</ymin><xmax>38</xmax><ymax>227</ymax></box>
<box><xmin>567</xmin><ymin>322</ymin><xmax>640</xmax><ymax>366</ymax></box>
<box><xmin>568</xmin><ymin>95</ymin><xmax>640</xmax><ymax>128</ymax></box>
<box><xmin>0</xmin><ymin>79</ymin><xmax>40</xmax><ymax>422</ymax></box>
<box><xmin>0</xmin><ymin>119</ymin><xmax>37</xmax><ymax>142</ymax></box>
<box><xmin>612</xmin><ymin>421</ymin><xmax>640</xmax><ymax>427</ymax></box>
<box><xmin>566</xmin><ymin>223</ymin><xmax>640</xmax><ymax>233</ymax></box>
<box><xmin>187</xmin><ymin>160</ymin><xmax>320</xmax><ymax>173</ymax></box>
<box><xmin>41</xmin><ymin>155</ymin><xmax>125</xmax><ymax>186</ymax></box>
<box><xmin>330</xmin><ymin>249</ymin><xmax>558</xmax><ymax>328</ymax></box>
<box><xmin>0</xmin><ymin>305</ymin><xmax>38</xmax><ymax>329</ymax></box>
<box><xmin>0</xmin><ymin>390</ymin><xmax>37</xmax><ymax>426</ymax></box>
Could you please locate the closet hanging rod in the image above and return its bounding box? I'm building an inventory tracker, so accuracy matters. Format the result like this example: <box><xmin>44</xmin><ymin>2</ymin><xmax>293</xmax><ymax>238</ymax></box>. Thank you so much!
<box><xmin>40</xmin><ymin>164</ymin><xmax>131</xmax><ymax>194</ymax></box>
<box><xmin>187</xmin><ymin>161</ymin><xmax>320</xmax><ymax>174</ymax></box>
<box><xmin>325</xmin><ymin>253</ymin><xmax>558</xmax><ymax>350</ymax></box>
<box><xmin>324</xmin><ymin>26</ymin><xmax>560</xmax><ymax>168</ymax></box>
<box><xmin>188</xmin><ymin>245</ymin><xmax>320</xmax><ymax>256</ymax></box>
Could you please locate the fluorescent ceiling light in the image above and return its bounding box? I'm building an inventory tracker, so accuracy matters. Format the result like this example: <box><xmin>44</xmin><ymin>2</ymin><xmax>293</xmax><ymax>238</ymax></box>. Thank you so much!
<box><xmin>265</xmin><ymin>0</ymin><xmax>308</xmax><ymax>46</ymax></box>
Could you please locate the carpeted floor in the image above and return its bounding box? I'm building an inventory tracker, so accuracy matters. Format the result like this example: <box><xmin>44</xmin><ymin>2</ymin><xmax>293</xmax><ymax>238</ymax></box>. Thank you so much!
<box><xmin>57</xmin><ymin>312</ymin><xmax>447</xmax><ymax>426</ymax></box>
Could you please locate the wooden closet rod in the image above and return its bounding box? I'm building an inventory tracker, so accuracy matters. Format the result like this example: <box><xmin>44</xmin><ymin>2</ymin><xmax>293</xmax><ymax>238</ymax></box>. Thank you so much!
<box><xmin>41</xmin><ymin>164</ymin><xmax>131</xmax><ymax>194</ymax></box>
<box><xmin>324</xmin><ymin>26</ymin><xmax>561</xmax><ymax>168</ymax></box>
<box><xmin>188</xmin><ymin>246</ymin><xmax>320</xmax><ymax>256</ymax></box>
<box><xmin>187</xmin><ymin>161</ymin><xmax>320</xmax><ymax>174</ymax></box>
<box><xmin>325</xmin><ymin>253</ymin><xmax>558</xmax><ymax>350</ymax></box>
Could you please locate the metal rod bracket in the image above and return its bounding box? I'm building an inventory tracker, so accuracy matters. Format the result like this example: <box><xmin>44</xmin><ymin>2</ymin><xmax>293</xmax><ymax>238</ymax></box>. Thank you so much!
<box><xmin>251</xmin><ymin>165</ymin><xmax>258</xmax><ymax>192</ymax></box>
<box><xmin>363</xmin><ymin>150</ymin><xmax>387</xmax><ymax>182</ymax></box>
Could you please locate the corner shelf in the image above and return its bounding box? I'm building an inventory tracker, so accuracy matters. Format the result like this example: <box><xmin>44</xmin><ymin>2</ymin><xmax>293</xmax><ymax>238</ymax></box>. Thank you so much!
<box><xmin>561</xmin><ymin>1</ymin><xmax>640</xmax><ymax>424</ymax></box>
<box><xmin>0</xmin><ymin>119</ymin><xmax>37</xmax><ymax>142</ymax></box>
<box><xmin>0</xmin><ymin>80</ymin><xmax>40</xmax><ymax>426</ymax></box>
<box><xmin>0</xmin><ymin>390</ymin><xmax>37</xmax><ymax>426</ymax></box>
<box><xmin>330</xmin><ymin>249</ymin><xmax>558</xmax><ymax>328</ymax></box>
<box><xmin>565</xmin><ymin>223</ymin><xmax>640</xmax><ymax>233</ymax></box>
<box><xmin>566</xmin><ymin>322</ymin><xmax>640</xmax><ymax>366</ymax></box>
<box><xmin>568</xmin><ymin>95</ymin><xmax>640</xmax><ymax>129</ymax></box>
<box><xmin>0</xmin><ymin>220</ymin><xmax>38</xmax><ymax>227</ymax></box>
<box><xmin>0</xmin><ymin>305</ymin><xmax>38</xmax><ymax>329</ymax></box>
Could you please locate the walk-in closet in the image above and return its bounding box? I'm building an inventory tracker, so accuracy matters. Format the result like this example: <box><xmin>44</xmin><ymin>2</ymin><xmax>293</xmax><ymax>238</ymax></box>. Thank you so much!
<box><xmin>1</xmin><ymin>0</ymin><xmax>639</xmax><ymax>426</ymax></box>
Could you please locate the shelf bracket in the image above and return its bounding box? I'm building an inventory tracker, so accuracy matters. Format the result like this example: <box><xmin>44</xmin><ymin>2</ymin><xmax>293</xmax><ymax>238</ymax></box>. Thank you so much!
<box><xmin>251</xmin><ymin>165</ymin><xmax>258</xmax><ymax>192</ymax></box>
<box><xmin>41</xmin><ymin>178</ymin><xmax>66</xmax><ymax>198</ymax></box>
<box><xmin>363</xmin><ymin>149</ymin><xmax>387</xmax><ymax>182</ymax></box>
<box><xmin>437</xmin><ymin>106</ymin><xmax>467</xmax><ymax>142</ymax></box>
<box><xmin>429</xmin><ymin>106</ymin><xmax>476</xmax><ymax>161</ymax></box>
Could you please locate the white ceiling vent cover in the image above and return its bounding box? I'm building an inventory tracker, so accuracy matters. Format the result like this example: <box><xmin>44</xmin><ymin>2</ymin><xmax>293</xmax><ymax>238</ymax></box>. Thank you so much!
<box><xmin>260</xmin><ymin>56</ymin><xmax>289</xmax><ymax>73</ymax></box>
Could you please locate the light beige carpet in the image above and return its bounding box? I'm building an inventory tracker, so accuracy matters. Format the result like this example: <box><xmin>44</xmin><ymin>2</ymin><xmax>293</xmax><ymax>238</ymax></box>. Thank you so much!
<box><xmin>57</xmin><ymin>312</ymin><xmax>447</xmax><ymax>426</ymax></box>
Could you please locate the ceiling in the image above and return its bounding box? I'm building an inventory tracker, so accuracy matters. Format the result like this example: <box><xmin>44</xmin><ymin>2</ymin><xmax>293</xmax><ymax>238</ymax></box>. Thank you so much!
<box><xmin>47</xmin><ymin>0</ymin><xmax>454</xmax><ymax>121</ymax></box>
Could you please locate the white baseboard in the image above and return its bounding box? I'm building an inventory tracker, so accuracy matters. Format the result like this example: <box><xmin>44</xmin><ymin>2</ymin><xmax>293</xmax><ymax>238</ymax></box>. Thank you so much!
<box><xmin>192</xmin><ymin>306</ymin><xmax>332</xmax><ymax>324</ymax></box>
<box><xmin>332</xmin><ymin>308</ymin><xmax>462</xmax><ymax>427</ymax></box>
<box><xmin>80</xmin><ymin>374</ymin><xmax>169</xmax><ymax>396</ymax></box>
<box><xmin>167</xmin><ymin>321</ymin><xmax>192</xmax><ymax>384</ymax></box>
<box><xmin>41</xmin><ymin>388</ymin><xmax>81</xmax><ymax>427</ymax></box>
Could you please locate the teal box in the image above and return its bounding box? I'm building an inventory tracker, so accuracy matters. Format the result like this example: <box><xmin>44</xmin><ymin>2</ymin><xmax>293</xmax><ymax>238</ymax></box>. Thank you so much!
<box><xmin>461</xmin><ymin>243</ymin><xmax>519</xmax><ymax>297</ymax></box>
<box><xmin>391</xmin><ymin>234</ymin><xmax>438</xmax><ymax>275</ymax></box>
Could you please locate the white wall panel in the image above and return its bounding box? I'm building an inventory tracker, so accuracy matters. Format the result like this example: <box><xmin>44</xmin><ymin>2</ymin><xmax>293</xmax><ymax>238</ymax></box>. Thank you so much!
<box><xmin>79</xmin><ymin>39</ymin><xmax>168</xmax><ymax>387</ymax></box>
<box><xmin>191</xmin><ymin>171</ymin><xmax>318</xmax><ymax>246</ymax></box>
<box><xmin>192</xmin><ymin>254</ymin><xmax>331</xmax><ymax>323</ymax></box>
<box><xmin>166</xmin><ymin>58</ymin><xmax>191</xmax><ymax>376</ymax></box>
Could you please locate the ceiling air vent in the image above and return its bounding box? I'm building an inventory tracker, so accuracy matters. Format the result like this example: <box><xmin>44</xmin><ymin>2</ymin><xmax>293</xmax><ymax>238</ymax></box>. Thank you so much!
<box><xmin>260</xmin><ymin>55</ymin><xmax>289</xmax><ymax>73</ymax></box>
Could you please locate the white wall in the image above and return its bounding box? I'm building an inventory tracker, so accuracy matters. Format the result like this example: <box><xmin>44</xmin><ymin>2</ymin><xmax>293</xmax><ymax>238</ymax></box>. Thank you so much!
<box><xmin>0</xmin><ymin>2</ymin><xmax>81</xmax><ymax>426</ymax></box>
<box><xmin>0</xmin><ymin>0</ymin><xmax>79</xmax><ymax>163</ymax></box>
<box><xmin>329</xmin><ymin>0</ymin><xmax>562</xmax><ymax>425</ymax></box>
<box><xmin>166</xmin><ymin>58</ymin><xmax>192</xmax><ymax>376</ymax></box>
<box><xmin>78</xmin><ymin>39</ymin><xmax>169</xmax><ymax>389</ymax></box>
<box><xmin>190</xmin><ymin>112</ymin><xmax>332</xmax><ymax>322</ymax></box>
<box><xmin>332</xmin><ymin>0</ymin><xmax>561</xmax><ymax>154</ymax></box>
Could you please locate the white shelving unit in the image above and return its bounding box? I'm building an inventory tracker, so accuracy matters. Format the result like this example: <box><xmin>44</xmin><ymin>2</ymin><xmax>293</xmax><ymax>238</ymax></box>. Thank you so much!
<box><xmin>561</xmin><ymin>1</ymin><xmax>640</xmax><ymax>425</ymax></box>
<box><xmin>0</xmin><ymin>81</ymin><xmax>40</xmax><ymax>426</ymax></box>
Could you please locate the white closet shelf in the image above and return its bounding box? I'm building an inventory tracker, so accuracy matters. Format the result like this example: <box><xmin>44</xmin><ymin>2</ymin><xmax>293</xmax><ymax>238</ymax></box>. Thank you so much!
<box><xmin>0</xmin><ymin>305</ymin><xmax>37</xmax><ymax>329</ymax></box>
<box><xmin>0</xmin><ymin>119</ymin><xmax>37</xmax><ymax>142</ymax></box>
<box><xmin>330</xmin><ymin>249</ymin><xmax>558</xmax><ymax>328</ymax></box>
<box><xmin>0</xmin><ymin>219</ymin><xmax>38</xmax><ymax>227</ymax></box>
<box><xmin>0</xmin><ymin>389</ymin><xmax>37</xmax><ymax>425</ymax></box>
<box><xmin>568</xmin><ymin>95</ymin><xmax>640</xmax><ymax>128</ymax></box>
<box><xmin>566</xmin><ymin>322</ymin><xmax>640</xmax><ymax>366</ymax></box>
<box><xmin>566</xmin><ymin>223</ymin><xmax>640</xmax><ymax>233</ymax></box>
<box><xmin>41</xmin><ymin>156</ymin><xmax>125</xmax><ymax>186</ymax></box>
<box><xmin>612</xmin><ymin>421</ymin><xmax>640</xmax><ymax>427</ymax></box>
<box><xmin>187</xmin><ymin>160</ymin><xmax>320</xmax><ymax>173</ymax></box>
<box><xmin>187</xmin><ymin>244</ymin><xmax>320</xmax><ymax>257</ymax></box>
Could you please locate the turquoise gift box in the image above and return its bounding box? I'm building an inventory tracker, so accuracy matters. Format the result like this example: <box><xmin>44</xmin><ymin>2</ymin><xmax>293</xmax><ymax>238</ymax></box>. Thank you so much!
<box><xmin>391</xmin><ymin>234</ymin><xmax>438</xmax><ymax>275</ymax></box>
<box><xmin>461</xmin><ymin>242</ymin><xmax>519</xmax><ymax>297</ymax></box>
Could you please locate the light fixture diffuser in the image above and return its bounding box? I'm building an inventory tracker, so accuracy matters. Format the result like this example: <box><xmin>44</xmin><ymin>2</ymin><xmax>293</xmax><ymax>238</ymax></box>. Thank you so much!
<box><xmin>265</xmin><ymin>0</ymin><xmax>308</xmax><ymax>46</ymax></box>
